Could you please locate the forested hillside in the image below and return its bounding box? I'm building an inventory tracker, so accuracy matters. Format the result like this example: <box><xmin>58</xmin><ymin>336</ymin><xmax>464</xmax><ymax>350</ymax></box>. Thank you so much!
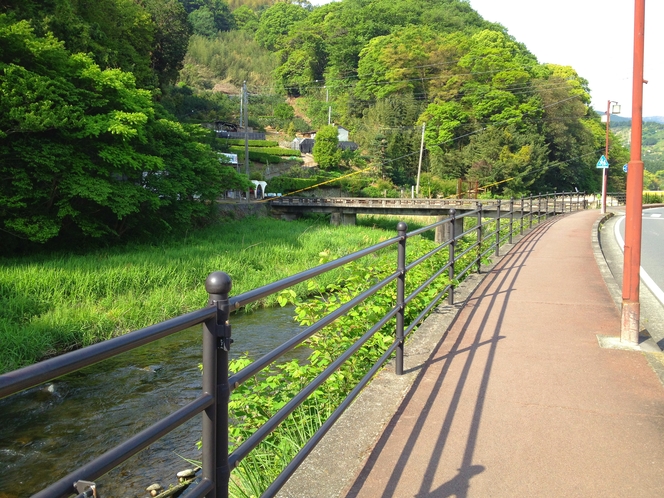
<box><xmin>1</xmin><ymin>0</ymin><xmax>630</xmax><ymax>253</ymax></box>
<box><xmin>614</xmin><ymin>121</ymin><xmax>664</xmax><ymax>189</ymax></box>
<box><xmin>176</xmin><ymin>0</ymin><xmax>628</xmax><ymax>195</ymax></box>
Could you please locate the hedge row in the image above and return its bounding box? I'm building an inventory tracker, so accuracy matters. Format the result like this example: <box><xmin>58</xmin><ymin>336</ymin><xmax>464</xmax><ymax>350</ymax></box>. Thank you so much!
<box><xmin>235</xmin><ymin>151</ymin><xmax>304</xmax><ymax>164</ymax></box>
<box><xmin>229</xmin><ymin>145</ymin><xmax>300</xmax><ymax>157</ymax></box>
<box><xmin>220</xmin><ymin>139</ymin><xmax>279</xmax><ymax>147</ymax></box>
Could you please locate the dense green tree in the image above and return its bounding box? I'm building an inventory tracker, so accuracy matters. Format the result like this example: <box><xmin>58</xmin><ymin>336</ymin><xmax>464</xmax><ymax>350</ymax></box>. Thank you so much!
<box><xmin>0</xmin><ymin>16</ymin><xmax>228</xmax><ymax>245</ymax></box>
<box><xmin>2</xmin><ymin>0</ymin><xmax>191</xmax><ymax>89</ymax></box>
<box><xmin>356</xmin><ymin>26</ymin><xmax>461</xmax><ymax>102</ymax></box>
<box><xmin>460</xmin><ymin>125</ymin><xmax>548</xmax><ymax>195</ymax></box>
<box><xmin>232</xmin><ymin>5</ymin><xmax>259</xmax><ymax>33</ymax></box>
<box><xmin>274</xmin><ymin>23</ymin><xmax>327</xmax><ymax>95</ymax></box>
<box><xmin>254</xmin><ymin>2</ymin><xmax>309</xmax><ymax>51</ymax></box>
<box><xmin>313</xmin><ymin>125</ymin><xmax>341</xmax><ymax>169</ymax></box>
<box><xmin>274</xmin><ymin>102</ymin><xmax>295</xmax><ymax>121</ymax></box>
<box><xmin>189</xmin><ymin>6</ymin><xmax>217</xmax><ymax>37</ymax></box>
<box><xmin>142</xmin><ymin>0</ymin><xmax>192</xmax><ymax>88</ymax></box>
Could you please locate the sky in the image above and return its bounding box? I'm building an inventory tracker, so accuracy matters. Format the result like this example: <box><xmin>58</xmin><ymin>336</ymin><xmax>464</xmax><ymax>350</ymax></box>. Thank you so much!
<box><xmin>309</xmin><ymin>0</ymin><xmax>664</xmax><ymax>118</ymax></box>
<box><xmin>467</xmin><ymin>0</ymin><xmax>663</xmax><ymax>118</ymax></box>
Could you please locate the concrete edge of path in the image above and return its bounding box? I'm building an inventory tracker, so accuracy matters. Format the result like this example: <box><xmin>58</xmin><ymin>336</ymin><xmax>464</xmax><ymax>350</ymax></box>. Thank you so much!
<box><xmin>592</xmin><ymin>210</ymin><xmax>664</xmax><ymax>387</ymax></box>
<box><xmin>277</xmin><ymin>217</ymin><xmax>558</xmax><ymax>498</ymax></box>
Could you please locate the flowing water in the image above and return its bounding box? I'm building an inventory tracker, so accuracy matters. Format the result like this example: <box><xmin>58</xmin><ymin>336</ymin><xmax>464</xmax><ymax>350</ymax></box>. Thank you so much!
<box><xmin>0</xmin><ymin>306</ymin><xmax>306</xmax><ymax>498</ymax></box>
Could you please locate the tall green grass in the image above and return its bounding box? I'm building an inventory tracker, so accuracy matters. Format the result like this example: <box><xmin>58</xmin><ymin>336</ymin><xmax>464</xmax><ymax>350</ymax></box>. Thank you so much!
<box><xmin>0</xmin><ymin>217</ymin><xmax>396</xmax><ymax>374</ymax></box>
<box><xmin>644</xmin><ymin>191</ymin><xmax>664</xmax><ymax>204</ymax></box>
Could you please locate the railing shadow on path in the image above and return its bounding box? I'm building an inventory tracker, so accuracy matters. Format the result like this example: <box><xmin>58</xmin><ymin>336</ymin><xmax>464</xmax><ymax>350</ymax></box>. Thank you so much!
<box><xmin>346</xmin><ymin>217</ymin><xmax>560</xmax><ymax>498</ymax></box>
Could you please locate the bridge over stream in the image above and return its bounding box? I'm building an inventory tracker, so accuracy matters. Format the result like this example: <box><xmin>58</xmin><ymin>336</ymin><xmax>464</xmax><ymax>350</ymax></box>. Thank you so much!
<box><xmin>269</xmin><ymin>193</ymin><xmax>584</xmax><ymax>242</ymax></box>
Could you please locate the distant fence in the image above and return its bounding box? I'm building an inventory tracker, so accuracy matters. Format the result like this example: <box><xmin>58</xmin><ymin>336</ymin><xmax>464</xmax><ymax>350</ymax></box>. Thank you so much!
<box><xmin>0</xmin><ymin>193</ymin><xmax>586</xmax><ymax>498</ymax></box>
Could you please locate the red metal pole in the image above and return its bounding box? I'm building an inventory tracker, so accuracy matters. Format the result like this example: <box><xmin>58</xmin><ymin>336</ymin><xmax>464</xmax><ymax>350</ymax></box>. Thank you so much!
<box><xmin>602</xmin><ymin>100</ymin><xmax>610</xmax><ymax>214</ymax></box>
<box><xmin>621</xmin><ymin>0</ymin><xmax>646</xmax><ymax>344</ymax></box>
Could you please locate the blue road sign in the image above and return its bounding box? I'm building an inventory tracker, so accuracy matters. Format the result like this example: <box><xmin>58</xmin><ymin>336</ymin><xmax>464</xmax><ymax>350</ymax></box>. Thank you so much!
<box><xmin>623</xmin><ymin>164</ymin><xmax>628</xmax><ymax>173</ymax></box>
<box><xmin>596</xmin><ymin>155</ymin><xmax>609</xmax><ymax>169</ymax></box>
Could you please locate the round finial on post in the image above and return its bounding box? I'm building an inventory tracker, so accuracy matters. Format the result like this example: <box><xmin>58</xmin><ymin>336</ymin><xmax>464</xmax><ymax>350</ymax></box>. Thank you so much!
<box><xmin>396</xmin><ymin>221</ymin><xmax>408</xmax><ymax>233</ymax></box>
<box><xmin>449</xmin><ymin>208</ymin><xmax>456</xmax><ymax>217</ymax></box>
<box><xmin>205</xmin><ymin>271</ymin><xmax>232</xmax><ymax>297</ymax></box>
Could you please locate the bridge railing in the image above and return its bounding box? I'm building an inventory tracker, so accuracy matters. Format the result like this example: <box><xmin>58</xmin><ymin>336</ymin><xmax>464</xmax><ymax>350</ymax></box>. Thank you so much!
<box><xmin>0</xmin><ymin>192</ymin><xmax>585</xmax><ymax>498</ymax></box>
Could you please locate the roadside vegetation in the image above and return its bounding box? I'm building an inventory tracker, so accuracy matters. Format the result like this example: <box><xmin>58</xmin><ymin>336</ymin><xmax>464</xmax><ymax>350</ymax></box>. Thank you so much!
<box><xmin>0</xmin><ymin>217</ymin><xmax>399</xmax><ymax>374</ymax></box>
<box><xmin>226</xmin><ymin>211</ymin><xmax>524</xmax><ymax>496</ymax></box>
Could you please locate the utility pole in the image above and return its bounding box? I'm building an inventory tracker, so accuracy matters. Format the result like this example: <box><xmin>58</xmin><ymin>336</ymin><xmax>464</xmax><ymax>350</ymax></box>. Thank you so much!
<box><xmin>328</xmin><ymin>106</ymin><xmax>331</xmax><ymax>125</ymax></box>
<box><xmin>243</xmin><ymin>81</ymin><xmax>249</xmax><ymax>200</ymax></box>
<box><xmin>415</xmin><ymin>122</ymin><xmax>426</xmax><ymax>196</ymax></box>
<box><xmin>602</xmin><ymin>100</ymin><xmax>620</xmax><ymax>214</ymax></box>
<box><xmin>621</xmin><ymin>0</ymin><xmax>646</xmax><ymax>344</ymax></box>
<box><xmin>239</xmin><ymin>88</ymin><xmax>243</xmax><ymax>131</ymax></box>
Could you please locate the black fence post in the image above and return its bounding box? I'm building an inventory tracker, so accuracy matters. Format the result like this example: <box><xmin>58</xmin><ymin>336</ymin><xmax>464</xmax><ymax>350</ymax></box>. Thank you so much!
<box><xmin>529</xmin><ymin>194</ymin><xmax>533</xmax><ymax>228</ymax></box>
<box><xmin>477</xmin><ymin>203</ymin><xmax>483</xmax><ymax>273</ymax></box>
<box><xmin>395</xmin><ymin>221</ymin><xmax>407</xmax><ymax>376</ymax></box>
<box><xmin>553</xmin><ymin>190</ymin><xmax>557</xmax><ymax>215</ymax></box>
<box><xmin>495</xmin><ymin>199</ymin><xmax>501</xmax><ymax>256</ymax></box>
<box><xmin>204</xmin><ymin>271</ymin><xmax>232</xmax><ymax>498</ymax></box>
<box><xmin>509</xmin><ymin>197</ymin><xmax>514</xmax><ymax>244</ymax></box>
<box><xmin>520</xmin><ymin>197</ymin><xmax>524</xmax><ymax>235</ymax></box>
<box><xmin>538</xmin><ymin>193</ymin><xmax>542</xmax><ymax>222</ymax></box>
<box><xmin>448</xmin><ymin>210</ymin><xmax>456</xmax><ymax>305</ymax></box>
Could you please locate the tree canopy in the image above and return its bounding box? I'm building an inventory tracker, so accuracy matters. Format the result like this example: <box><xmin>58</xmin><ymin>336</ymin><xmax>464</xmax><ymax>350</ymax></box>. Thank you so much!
<box><xmin>0</xmin><ymin>14</ymin><xmax>246</xmax><ymax>250</ymax></box>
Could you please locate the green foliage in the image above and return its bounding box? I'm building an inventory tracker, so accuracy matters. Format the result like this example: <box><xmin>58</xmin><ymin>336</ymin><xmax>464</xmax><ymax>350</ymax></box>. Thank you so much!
<box><xmin>0</xmin><ymin>217</ymin><xmax>394</xmax><ymax>373</ymax></box>
<box><xmin>274</xmin><ymin>23</ymin><xmax>327</xmax><ymax>96</ymax></box>
<box><xmin>181</xmin><ymin>0</ymin><xmax>235</xmax><ymax>32</ymax></box>
<box><xmin>189</xmin><ymin>6</ymin><xmax>218</xmax><ymax>37</ymax></box>
<box><xmin>226</xmin><ymin>219</ymin><xmax>503</xmax><ymax>494</ymax></box>
<box><xmin>232</xmin><ymin>5</ymin><xmax>260</xmax><ymax>34</ymax></box>
<box><xmin>313</xmin><ymin>124</ymin><xmax>341</xmax><ymax>169</ymax></box>
<box><xmin>5</xmin><ymin>0</ymin><xmax>191</xmax><ymax>89</ymax></box>
<box><xmin>143</xmin><ymin>0</ymin><xmax>193</xmax><ymax>87</ymax></box>
<box><xmin>184</xmin><ymin>31</ymin><xmax>278</xmax><ymax>88</ymax></box>
<box><xmin>273</xmin><ymin>102</ymin><xmax>295</xmax><ymax>122</ymax></box>
<box><xmin>264</xmin><ymin>176</ymin><xmax>334</xmax><ymax>194</ymax></box>
<box><xmin>361</xmin><ymin>178</ymin><xmax>400</xmax><ymax>198</ymax></box>
<box><xmin>161</xmin><ymin>83</ymin><xmax>238</xmax><ymax>121</ymax></box>
<box><xmin>254</xmin><ymin>2</ymin><xmax>310</xmax><ymax>51</ymax></box>
<box><xmin>236</xmin><ymin>149</ymin><xmax>292</xmax><ymax>164</ymax></box>
<box><xmin>643</xmin><ymin>170</ymin><xmax>660</xmax><ymax>191</ymax></box>
<box><xmin>0</xmin><ymin>16</ymin><xmax>225</xmax><ymax>246</ymax></box>
<box><xmin>417</xmin><ymin>173</ymin><xmax>457</xmax><ymax>198</ymax></box>
<box><xmin>615</xmin><ymin>121</ymin><xmax>664</xmax><ymax>173</ymax></box>
<box><xmin>644</xmin><ymin>191</ymin><xmax>664</xmax><ymax>203</ymax></box>
<box><xmin>228</xmin><ymin>145</ymin><xmax>300</xmax><ymax>157</ymax></box>
<box><xmin>355</xmin><ymin>26</ymin><xmax>458</xmax><ymax>102</ymax></box>
<box><xmin>219</xmin><ymin>138</ymin><xmax>279</xmax><ymax>147</ymax></box>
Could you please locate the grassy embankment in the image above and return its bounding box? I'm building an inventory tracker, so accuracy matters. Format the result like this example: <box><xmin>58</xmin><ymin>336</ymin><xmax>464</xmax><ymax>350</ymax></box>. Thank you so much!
<box><xmin>0</xmin><ymin>216</ymin><xmax>408</xmax><ymax>374</ymax></box>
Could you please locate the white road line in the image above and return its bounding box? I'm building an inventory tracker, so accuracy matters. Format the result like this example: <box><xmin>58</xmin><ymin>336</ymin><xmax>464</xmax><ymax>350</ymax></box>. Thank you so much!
<box><xmin>615</xmin><ymin>216</ymin><xmax>664</xmax><ymax>306</ymax></box>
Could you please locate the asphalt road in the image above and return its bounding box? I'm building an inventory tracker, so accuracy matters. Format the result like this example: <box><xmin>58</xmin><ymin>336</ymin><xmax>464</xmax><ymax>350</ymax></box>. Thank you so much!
<box><xmin>616</xmin><ymin>206</ymin><xmax>664</xmax><ymax>305</ymax></box>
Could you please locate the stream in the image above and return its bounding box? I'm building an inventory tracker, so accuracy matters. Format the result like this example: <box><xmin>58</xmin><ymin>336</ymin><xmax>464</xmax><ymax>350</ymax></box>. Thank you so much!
<box><xmin>0</xmin><ymin>306</ymin><xmax>306</xmax><ymax>498</ymax></box>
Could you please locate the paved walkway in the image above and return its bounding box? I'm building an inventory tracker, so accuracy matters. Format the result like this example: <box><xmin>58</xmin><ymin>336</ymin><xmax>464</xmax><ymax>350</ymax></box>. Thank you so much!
<box><xmin>346</xmin><ymin>210</ymin><xmax>664</xmax><ymax>497</ymax></box>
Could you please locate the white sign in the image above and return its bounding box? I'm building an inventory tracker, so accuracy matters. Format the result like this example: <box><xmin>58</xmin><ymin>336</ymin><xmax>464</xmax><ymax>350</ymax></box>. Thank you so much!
<box><xmin>596</xmin><ymin>155</ymin><xmax>609</xmax><ymax>169</ymax></box>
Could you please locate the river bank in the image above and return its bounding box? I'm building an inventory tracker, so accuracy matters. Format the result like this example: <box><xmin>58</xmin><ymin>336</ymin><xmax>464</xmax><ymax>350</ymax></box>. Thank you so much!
<box><xmin>0</xmin><ymin>215</ymin><xmax>403</xmax><ymax>374</ymax></box>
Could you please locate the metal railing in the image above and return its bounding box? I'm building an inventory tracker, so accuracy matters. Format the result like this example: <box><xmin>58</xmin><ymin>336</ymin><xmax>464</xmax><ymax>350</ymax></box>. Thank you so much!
<box><xmin>0</xmin><ymin>192</ymin><xmax>585</xmax><ymax>498</ymax></box>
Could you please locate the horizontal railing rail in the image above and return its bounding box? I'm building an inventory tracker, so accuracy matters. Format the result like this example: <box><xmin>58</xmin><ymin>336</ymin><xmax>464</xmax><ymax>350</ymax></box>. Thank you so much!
<box><xmin>0</xmin><ymin>192</ymin><xmax>585</xmax><ymax>498</ymax></box>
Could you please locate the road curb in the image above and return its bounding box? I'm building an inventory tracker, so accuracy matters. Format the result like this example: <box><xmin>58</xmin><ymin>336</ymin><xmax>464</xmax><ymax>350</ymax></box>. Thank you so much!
<box><xmin>592</xmin><ymin>210</ymin><xmax>664</xmax><ymax>386</ymax></box>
